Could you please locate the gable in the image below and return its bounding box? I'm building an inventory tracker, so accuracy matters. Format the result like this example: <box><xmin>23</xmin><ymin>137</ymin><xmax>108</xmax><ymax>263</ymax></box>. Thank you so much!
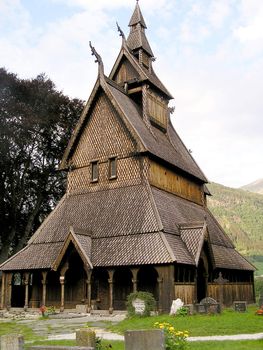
<box><xmin>70</xmin><ymin>89</ymin><xmax>138</xmax><ymax>168</ymax></box>
<box><xmin>112</xmin><ymin>57</ymin><xmax>140</xmax><ymax>85</ymax></box>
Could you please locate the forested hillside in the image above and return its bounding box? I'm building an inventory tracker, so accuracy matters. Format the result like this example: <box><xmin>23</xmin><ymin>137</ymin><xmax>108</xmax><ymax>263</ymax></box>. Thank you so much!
<box><xmin>207</xmin><ymin>182</ymin><xmax>263</xmax><ymax>274</ymax></box>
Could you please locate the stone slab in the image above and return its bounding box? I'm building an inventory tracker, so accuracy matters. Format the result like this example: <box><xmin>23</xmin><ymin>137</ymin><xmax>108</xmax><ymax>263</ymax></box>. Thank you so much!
<box><xmin>0</xmin><ymin>334</ymin><xmax>24</xmax><ymax>350</ymax></box>
<box><xmin>76</xmin><ymin>305</ymin><xmax>87</xmax><ymax>313</ymax></box>
<box><xmin>125</xmin><ymin>329</ymin><xmax>165</xmax><ymax>350</ymax></box>
<box><xmin>76</xmin><ymin>328</ymin><xmax>96</xmax><ymax>347</ymax></box>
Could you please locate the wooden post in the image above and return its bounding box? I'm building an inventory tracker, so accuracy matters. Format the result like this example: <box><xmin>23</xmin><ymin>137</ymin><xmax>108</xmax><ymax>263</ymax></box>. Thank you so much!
<box><xmin>130</xmin><ymin>268</ymin><xmax>139</xmax><ymax>293</ymax></box>
<box><xmin>59</xmin><ymin>276</ymin><xmax>65</xmax><ymax>312</ymax></box>
<box><xmin>1</xmin><ymin>272</ymin><xmax>5</xmax><ymax>309</ymax></box>
<box><xmin>107</xmin><ymin>269</ymin><xmax>115</xmax><ymax>314</ymax></box>
<box><xmin>84</xmin><ymin>267</ymin><xmax>92</xmax><ymax>313</ymax></box>
<box><xmin>60</xmin><ymin>262</ymin><xmax>69</xmax><ymax>312</ymax></box>
<box><xmin>157</xmin><ymin>277</ymin><xmax>163</xmax><ymax>313</ymax></box>
<box><xmin>7</xmin><ymin>273</ymin><xmax>12</xmax><ymax>310</ymax></box>
<box><xmin>41</xmin><ymin>271</ymin><xmax>48</xmax><ymax>306</ymax></box>
<box><xmin>24</xmin><ymin>272</ymin><xmax>30</xmax><ymax>311</ymax></box>
<box><xmin>214</xmin><ymin>272</ymin><xmax>228</xmax><ymax>307</ymax></box>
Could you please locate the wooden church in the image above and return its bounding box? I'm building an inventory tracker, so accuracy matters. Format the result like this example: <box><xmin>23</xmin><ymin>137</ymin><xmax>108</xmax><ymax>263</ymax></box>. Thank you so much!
<box><xmin>0</xmin><ymin>2</ymin><xmax>255</xmax><ymax>313</ymax></box>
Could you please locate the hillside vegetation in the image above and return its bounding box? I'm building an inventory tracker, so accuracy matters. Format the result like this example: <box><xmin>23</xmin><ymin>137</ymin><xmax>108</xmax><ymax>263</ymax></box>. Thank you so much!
<box><xmin>241</xmin><ymin>178</ymin><xmax>263</xmax><ymax>194</ymax></box>
<box><xmin>207</xmin><ymin>183</ymin><xmax>263</xmax><ymax>272</ymax></box>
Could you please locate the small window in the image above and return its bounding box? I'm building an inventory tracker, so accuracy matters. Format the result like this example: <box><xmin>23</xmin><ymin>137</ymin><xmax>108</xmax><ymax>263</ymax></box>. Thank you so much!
<box><xmin>91</xmin><ymin>161</ymin><xmax>99</xmax><ymax>182</ymax></box>
<box><xmin>109</xmin><ymin>157</ymin><xmax>117</xmax><ymax>179</ymax></box>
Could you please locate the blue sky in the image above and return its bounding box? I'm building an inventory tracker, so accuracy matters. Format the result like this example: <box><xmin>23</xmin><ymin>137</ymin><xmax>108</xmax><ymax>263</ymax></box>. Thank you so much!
<box><xmin>1</xmin><ymin>0</ymin><xmax>263</xmax><ymax>188</ymax></box>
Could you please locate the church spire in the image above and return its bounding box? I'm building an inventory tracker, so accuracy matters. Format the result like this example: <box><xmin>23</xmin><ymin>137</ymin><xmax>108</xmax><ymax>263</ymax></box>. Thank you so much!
<box><xmin>127</xmin><ymin>1</ymin><xmax>154</xmax><ymax>58</ymax></box>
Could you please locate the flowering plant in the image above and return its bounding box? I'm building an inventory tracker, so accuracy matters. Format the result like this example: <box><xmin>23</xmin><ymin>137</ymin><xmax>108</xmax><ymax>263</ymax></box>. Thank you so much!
<box><xmin>154</xmin><ymin>322</ymin><xmax>189</xmax><ymax>350</ymax></box>
<box><xmin>39</xmin><ymin>305</ymin><xmax>47</xmax><ymax>317</ymax></box>
<box><xmin>255</xmin><ymin>308</ymin><xmax>263</xmax><ymax>315</ymax></box>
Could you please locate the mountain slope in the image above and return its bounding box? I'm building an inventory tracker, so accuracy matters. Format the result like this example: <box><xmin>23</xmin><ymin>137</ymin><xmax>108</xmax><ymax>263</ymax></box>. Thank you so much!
<box><xmin>207</xmin><ymin>182</ymin><xmax>263</xmax><ymax>257</ymax></box>
<box><xmin>241</xmin><ymin>178</ymin><xmax>263</xmax><ymax>195</ymax></box>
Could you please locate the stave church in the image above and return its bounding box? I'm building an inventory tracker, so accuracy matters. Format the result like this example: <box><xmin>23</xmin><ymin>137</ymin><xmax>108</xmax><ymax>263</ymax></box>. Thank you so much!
<box><xmin>0</xmin><ymin>1</ymin><xmax>255</xmax><ymax>313</ymax></box>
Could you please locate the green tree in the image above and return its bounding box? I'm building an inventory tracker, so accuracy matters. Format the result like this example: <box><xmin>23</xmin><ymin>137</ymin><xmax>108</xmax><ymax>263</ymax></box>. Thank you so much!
<box><xmin>0</xmin><ymin>68</ymin><xmax>83</xmax><ymax>262</ymax></box>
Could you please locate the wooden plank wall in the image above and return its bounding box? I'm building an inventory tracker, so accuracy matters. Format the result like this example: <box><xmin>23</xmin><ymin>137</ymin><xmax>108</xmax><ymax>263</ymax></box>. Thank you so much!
<box><xmin>149</xmin><ymin>160</ymin><xmax>203</xmax><ymax>205</ymax></box>
<box><xmin>174</xmin><ymin>283</ymin><xmax>195</xmax><ymax>304</ymax></box>
<box><xmin>207</xmin><ymin>283</ymin><xmax>254</xmax><ymax>305</ymax></box>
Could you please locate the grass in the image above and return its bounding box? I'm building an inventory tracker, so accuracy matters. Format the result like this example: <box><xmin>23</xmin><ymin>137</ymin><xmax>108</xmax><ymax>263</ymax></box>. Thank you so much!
<box><xmin>190</xmin><ymin>340</ymin><xmax>263</xmax><ymax>349</ymax></box>
<box><xmin>24</xmin><ymin>339</ymin><xmax>124</xmax><ymax>349</ymax></box>
<box><xmin>107</xmin><ymin>306</ymin><xmax>263</xmax><ymax>336</ymax></box>
<box><xmin>0</xmin><ymin>321</ymin><xmax>42</xmax><ymax>342</ymax></box>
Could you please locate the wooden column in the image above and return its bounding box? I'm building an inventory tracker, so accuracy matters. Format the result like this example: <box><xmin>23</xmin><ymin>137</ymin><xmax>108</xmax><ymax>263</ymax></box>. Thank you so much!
<box><xmin>157</xmin><ymin>277</ymin><xmax>163</xmax><ymax>313</ymax></box>
<box><xmin>1</xmin><ymin>272</ymin><xmax>6</xmax><ymax>309</ymax></box>
<box><xmin>24</xmin><ymin>272</ymin><xmax>30</xmax><ymax>311</ymax></box>
<box><xmin>60</xmin><ymin>262</ymin><xmax>69</xmax><ymax>312</ymax></box>
<box><xmin>60</xmin><ymin>276</ymin><xmax>65</xmax><ymax>312</ymax></box>
<box><xmin>41</xmin><ymin>271</ymin><xmax>48</xmax><ymax>306</ymax></box>
<box><xmin>86</xmin><ymin>270</ymin><xmax>92</xmax><ymax>313</ymax></box>
<box><xmin>107</xmin><ymin>269</ymin><xmax>115</xmax><ymax>314</ymax></box>
<box><xmin>130</xmin><ymin>268</ymin><xmax>139</xmax><ymax>293</ymax></box>
<box><xmin>7</xmin><ymin>273</ymin><xmax>12</xmax><ymax>310</ymax></box>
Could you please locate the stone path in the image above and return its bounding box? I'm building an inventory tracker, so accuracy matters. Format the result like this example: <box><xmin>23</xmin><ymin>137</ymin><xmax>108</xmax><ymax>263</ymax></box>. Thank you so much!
<box><xmin>1</xmin><ymin>310</ymin><xmax>263</xmax><ymax>343</ymax></box>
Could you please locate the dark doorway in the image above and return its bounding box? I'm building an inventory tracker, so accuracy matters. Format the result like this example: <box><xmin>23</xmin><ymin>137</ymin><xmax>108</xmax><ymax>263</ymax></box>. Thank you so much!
<box><xmin>113</xmin><ymin>268</ymin><xmax>133</xmax><ymax>310</ymax></box>
<box><xmin>11</xmin><ymin>272</ymin><xmax>25</xmax><ymax>307</ymax></box>
<box><xmin>137</xmin><ymin>266</ymin><xmax>158</xmax><ymax>300</ymax></box>
<box><xmin>197</xmin><ymin>259</ymin><xmax>207</xmax><ymax>302</ymax></box>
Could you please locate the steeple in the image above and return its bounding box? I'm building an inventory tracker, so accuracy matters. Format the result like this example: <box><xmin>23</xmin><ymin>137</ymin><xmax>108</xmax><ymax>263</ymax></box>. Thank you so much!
<box><xmin>127</xmin><ymin>1</ymin><xmax>154</xmax><ymax>60</ymax></box>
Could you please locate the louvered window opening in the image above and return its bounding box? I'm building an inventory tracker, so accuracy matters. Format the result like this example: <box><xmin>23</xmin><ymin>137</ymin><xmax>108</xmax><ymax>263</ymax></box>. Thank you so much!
<box><xmin>91</xmin><ymin>161</ymin><xmax>99</xmax><ymax>182</ymax></box>
<box><xmin>109</xmin><ymin>157</ymin><xmax>117</xmax><ymax>179</ymax></box>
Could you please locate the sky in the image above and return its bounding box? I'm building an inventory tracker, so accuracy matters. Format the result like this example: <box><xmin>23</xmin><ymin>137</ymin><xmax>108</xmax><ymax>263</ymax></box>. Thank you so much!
<box><xmin>0</xmin><ymin>0</ymin><xmax>262</xmax><ymax>188</ymax></box>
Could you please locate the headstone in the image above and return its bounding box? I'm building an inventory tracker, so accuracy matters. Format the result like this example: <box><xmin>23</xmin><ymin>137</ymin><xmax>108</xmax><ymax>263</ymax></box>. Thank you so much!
<box><xmin>0</xmin><ymin>334</ymin><xmax>24</xmax><ymax>350</ymax></box>
<box><xmin>184</xmin><ymin>304</ymin><xmax>194</xmax><ymax>315</ymax></box>
<box><xmin>233</xmin><ymin>301</ymin><xmax>247</xmax><ymax>312</ymax></box>
<box><xmin>200</xmin><ymin>297</ymin><xmax>221</xmax><ymax>314</ymax></box>
<box><xmin>76</xmin><ymin>328</ymin><xmax>96</xmax><ymax>348</ymax></box>
<box><xmin>214</xmin><ymin>272</ymin><xmax>228</xmax><ymax>306</ymax></box>
<box><xmin>76</xmin><ymin>304</ymin><xmax>88</xmax><ymax>313</ymax></box>
<box><xmin>125</xmin><ymin>330</ymin><xmax>165</xmax><ymax>350</ymax></box>
<box><xmin>132</xmin><ymin>298</ymin><xmax>145</xmax><ymax>315</ymax></box>
<box><xmin>169</xmin><ymin>298</ymin><xmax>184</xmax><ymax>315</ymax></box>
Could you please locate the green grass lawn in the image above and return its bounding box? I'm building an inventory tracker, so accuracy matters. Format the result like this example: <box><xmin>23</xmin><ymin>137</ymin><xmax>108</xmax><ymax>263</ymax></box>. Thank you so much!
<box><xmin>0</xmin><ymin>321</ymin><xmax>42</xmax><ymax>342</ymax></box>
<box><xmin>24</xmin><ymin>339</ymin><xmax>124</xmax><ymax>349</ymax></box>
<box><xmin>190</xmin><ymin>340</ymin><xmax>263</xmax><ymax>350</ymax></box>
<box><xmin>107</xmin><ymin>306</ymin><xmax>263</xmax><ymax>336</ymax></box>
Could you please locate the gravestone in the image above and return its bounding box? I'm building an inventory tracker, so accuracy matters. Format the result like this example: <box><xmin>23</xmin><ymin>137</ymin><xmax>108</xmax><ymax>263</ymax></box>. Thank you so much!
<box><xmin>132</xmin><ymin>298</ymin><xmax>145</xmax><ymax>315</ymax></box>
<box><xmin>214</xmin><ymin>272</ymin><xmax>228</xmax><ymax>307</ymax></box>
<box><xmin>196</xmin><ymin>297</ymin><xmax>221</xmax><ymax>314</ymax></box>
<box><xmin>233</xmin><ymin>301</ymin><xmax>247</xmax><ymax>312</ymax></box>
<box><xmin>125</xmin><ymin>330</ymin><xmax>165</xmax><ymax>350</ymax></box>
<box><xmin>76</xmin><ymin>304</ymin><xmax>87</xmax><ymax>313</ymax></box>
<box><xmin>0</xmin><ymin>334</ymin><xmax>24</xmax><ymax>350</ymax></box>
<box><xmin>76</xmin><ymin>328</ymin><xmax>96</xmax><ymax>348</ymax></box>
<box><xmin>169</xmin><ymin>298</ymin><xmax>184</xmax><ymax>315</ymax></box>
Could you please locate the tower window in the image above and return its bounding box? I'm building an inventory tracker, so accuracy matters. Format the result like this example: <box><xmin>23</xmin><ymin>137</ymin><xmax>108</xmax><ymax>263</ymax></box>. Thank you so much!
<box><xmin>91</xmin><ymin>161</ymin><xmax>99</xmax><ymax>182</ymax></box>
<box><xmin>109</xmin><ymin>157</ymin><xmax>117</xmax><ymax>179</ymax></box>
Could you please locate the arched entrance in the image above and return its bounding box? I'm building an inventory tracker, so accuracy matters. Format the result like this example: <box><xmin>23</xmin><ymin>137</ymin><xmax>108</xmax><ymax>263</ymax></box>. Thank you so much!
<box><xmin>91</xmin><ymin>269</ymin><xmax>109</xmax><ymax>310</ymax></box>
<box><xmin>137</xmin><ymin>266</ymin><xmax>158</xmax><ymax>301</ymax></box>
<box><xmin>65</xmin><ymin>251</ymin><xmax>86</xmax><ymax>308</ymax></box>
<box><xmin>113</xmin><ymin>268</ymin><xmax>133</xmax><ymax>310</ymax></box>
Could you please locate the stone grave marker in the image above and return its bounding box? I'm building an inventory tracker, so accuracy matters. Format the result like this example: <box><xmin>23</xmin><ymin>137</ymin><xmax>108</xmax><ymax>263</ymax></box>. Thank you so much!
<box><xmin>132</xmin><ymin>298</ymin><xmax>145</xmax><ymax>315</ymax></box>
<box><xmin>0</xmin><ymin>334</ymin><xmax>24</xmax><ymax>350</ymax></box>
<box><xmin>170</xmin><ymin>298</ymin><xmax>184</xmax><ymax>315</ymax></box>
<box><xmin>125</xmin><ymin>329</ymin><xmax>165</xmax><ymax>350</ymax></box>
<box><xmin>233</xmin><ymin>301</ymin><xmax>247</xmax><ymax>312</ymax></box>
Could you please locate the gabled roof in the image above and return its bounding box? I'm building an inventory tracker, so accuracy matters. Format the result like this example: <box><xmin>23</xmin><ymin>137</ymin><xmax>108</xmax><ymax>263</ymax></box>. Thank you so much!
<box><xmin>180</xmin><ymin>223</ymin><xmax>208</xmax><ymax>266</ymax></box>
<box><xmin>52</xmin><ymin>227</ymin><xmax>93</xmax><ymax>271</ymax></box>
<box><xmin>110</xmin><ymin>45</ymin><xmax>173</xmax><ymax>99</ymax></box>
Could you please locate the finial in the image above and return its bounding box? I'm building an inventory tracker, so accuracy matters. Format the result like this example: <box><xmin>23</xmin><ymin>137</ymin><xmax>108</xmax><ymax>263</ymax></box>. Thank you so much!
<box><xmin>116</xmin><ymin>22</ymin><xmax>126</xmax><ymax>40</ymax></box>
<box><xmin>89</xmin><ymin>41</ymin><xmax>104</xmax><ymax>77</ymax></box>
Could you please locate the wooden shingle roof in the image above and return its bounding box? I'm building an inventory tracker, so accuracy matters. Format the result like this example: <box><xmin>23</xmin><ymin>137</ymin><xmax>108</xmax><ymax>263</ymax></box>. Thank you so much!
<box><xmin>0</xmin><ymin>184</ymin><xmax>255</xmax><ymax>271</ymax></box>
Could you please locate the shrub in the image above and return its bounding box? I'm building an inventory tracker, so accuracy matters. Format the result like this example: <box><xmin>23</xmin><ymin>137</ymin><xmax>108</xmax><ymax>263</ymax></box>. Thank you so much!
<box><xmin>126</xmin><ymin>291</ymin><xmax>156</xmax><ymax>317</ymax></box>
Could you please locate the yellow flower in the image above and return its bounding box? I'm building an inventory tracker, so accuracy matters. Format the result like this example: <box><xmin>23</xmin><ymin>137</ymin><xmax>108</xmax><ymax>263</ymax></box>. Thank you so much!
<box><xmin>159</xmin><ymin>325</ymin><xmax>164</xmax><ymax>329</ymax></box>
<box><xmin>169</xmin><ymin>326</ymin><xmax>174</xmax><ymax>331</ymax></box>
